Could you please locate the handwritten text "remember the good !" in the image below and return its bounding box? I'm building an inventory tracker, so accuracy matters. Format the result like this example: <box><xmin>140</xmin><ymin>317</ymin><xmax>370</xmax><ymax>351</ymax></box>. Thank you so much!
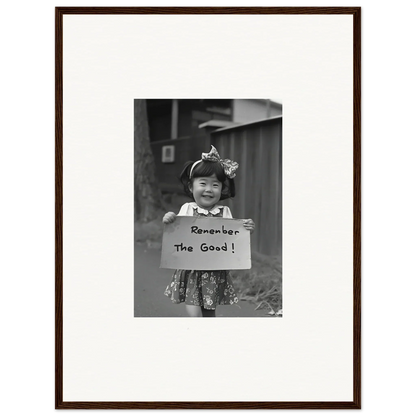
<box><xmin>160</xmin><ymin>217</ymin><xmax>251</xmax><ymax>270</ymax></box>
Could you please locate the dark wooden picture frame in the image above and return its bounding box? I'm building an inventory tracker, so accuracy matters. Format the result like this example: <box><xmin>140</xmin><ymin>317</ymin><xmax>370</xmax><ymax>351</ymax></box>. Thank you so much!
<box><xmin>56</xmin><ymin>7</ymin><xmax>361</xmax><ymax>409</ymax></box>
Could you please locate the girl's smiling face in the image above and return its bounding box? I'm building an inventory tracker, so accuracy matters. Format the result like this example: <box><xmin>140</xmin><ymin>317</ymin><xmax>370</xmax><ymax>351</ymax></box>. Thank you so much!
<box><xmin>190</xmin><ymin>174</ymin><xmax>222</xmax><ymax>210</ymax></box>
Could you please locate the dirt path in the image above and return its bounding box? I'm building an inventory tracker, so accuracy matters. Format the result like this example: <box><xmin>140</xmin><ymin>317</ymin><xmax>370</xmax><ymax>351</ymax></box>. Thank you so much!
<box><xmin>134</xmin><ymin>242</ymin><xmax>267</xmax><ymax>317</ymax></box>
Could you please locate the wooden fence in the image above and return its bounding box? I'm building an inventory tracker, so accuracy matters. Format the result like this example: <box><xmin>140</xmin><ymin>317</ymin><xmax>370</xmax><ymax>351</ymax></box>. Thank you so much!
<box><xmin>211</xmin><ymin>117</ymin><xmax>282</xmax><ymax>257</ymax></box>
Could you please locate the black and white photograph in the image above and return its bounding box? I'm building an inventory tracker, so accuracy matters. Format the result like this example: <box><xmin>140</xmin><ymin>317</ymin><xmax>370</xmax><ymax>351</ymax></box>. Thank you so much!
<box><xmin>134</xmin><ymin>99</ymin><xmax>282</xmax><ymax>317</ymax></box>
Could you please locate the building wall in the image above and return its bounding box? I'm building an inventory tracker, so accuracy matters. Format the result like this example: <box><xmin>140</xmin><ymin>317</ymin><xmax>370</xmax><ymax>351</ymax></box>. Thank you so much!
<box><xmin>147</xmin><ymin>99</ymin><xmax>233</xmax><ymax>142</ymax></box>
<box><xmin>147</xmin><ymin>99</ymin><xmax>282</xmax><ymax>143</ymax></box>
<box><xmin>233</xmin><ymin>99</ymin><xmax>282</xmax><ymax>124</ymax></box>
<box><xmin>151</xmin><ymin>135</ymin><xmax>212</xmax><ymax>193</ymax></box>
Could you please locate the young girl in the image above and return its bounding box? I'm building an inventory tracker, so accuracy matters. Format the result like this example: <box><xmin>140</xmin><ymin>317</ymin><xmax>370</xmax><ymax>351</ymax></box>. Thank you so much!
<box><xmin>163</xmin><ymin>145</ymin><xmax>255</xmax><ymax>317</ymax></box>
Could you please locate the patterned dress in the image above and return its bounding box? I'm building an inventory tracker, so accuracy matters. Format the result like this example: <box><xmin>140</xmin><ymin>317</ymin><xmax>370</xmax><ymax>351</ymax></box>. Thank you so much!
<box><xmin>164</xmin><ymin>202</ymin><xmax>239</xmax><ymax>310</ymax></box>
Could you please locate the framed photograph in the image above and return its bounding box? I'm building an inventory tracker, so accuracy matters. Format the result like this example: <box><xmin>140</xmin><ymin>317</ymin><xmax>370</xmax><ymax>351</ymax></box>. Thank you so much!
<box><xmin>56</xmin><ymin>7</ymin><xmax>360</xmax><ymax>409</ymax></box>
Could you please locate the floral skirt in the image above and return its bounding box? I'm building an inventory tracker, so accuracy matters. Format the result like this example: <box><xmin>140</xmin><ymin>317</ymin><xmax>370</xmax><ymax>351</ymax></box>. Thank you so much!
<box><xmin>164</xmin><ymin>270</ymin><xmax>239</xmax><ymax>310</ymax></box>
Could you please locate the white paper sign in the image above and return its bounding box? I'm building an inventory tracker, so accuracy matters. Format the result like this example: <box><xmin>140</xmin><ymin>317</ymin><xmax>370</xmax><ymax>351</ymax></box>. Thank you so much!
<box><xmin>160</xmin><ymin>216</ymin><xmax>251</xmax><ymax>270</ymax></box>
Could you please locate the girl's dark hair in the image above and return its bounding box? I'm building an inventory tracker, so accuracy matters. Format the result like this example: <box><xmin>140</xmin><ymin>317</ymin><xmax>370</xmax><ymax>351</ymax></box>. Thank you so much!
<box><xmin>179</xmin><ymin>160</ymin><xmax>236</xmax><ymax>201</ymax></box>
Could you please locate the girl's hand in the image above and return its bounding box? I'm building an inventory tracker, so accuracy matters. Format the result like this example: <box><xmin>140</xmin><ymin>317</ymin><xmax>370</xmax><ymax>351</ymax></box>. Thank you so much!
<box><xmin>243</xmin><ymin>219</ymin><xmax>255</xmax><ymax>233</ymax></box>
<box><xmin>163</xmin><ymin>212</ymin><xmax>177</xmax><ymax>224</ymax></box>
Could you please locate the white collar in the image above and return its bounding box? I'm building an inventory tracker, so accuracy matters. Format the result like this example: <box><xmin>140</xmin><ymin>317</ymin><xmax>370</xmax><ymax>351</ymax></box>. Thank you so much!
<box><xmin>189</xmin><ymin>202</ymin><xmax>223</xmax><ymax>216</ymax></box>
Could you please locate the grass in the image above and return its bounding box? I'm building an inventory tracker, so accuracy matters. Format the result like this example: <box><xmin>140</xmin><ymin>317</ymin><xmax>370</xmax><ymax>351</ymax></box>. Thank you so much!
<box><xmin>231</xmin><ymin>251</ymin><xmax>282</xmax><ymax>316</ymax></box>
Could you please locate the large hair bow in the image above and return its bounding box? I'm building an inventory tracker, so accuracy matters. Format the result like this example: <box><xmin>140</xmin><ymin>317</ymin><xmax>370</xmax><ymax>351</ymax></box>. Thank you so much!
<box><xmin>201</xmin><ymin>145</ymin><xmax>239</xmax><ymax>179</ymax></box>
